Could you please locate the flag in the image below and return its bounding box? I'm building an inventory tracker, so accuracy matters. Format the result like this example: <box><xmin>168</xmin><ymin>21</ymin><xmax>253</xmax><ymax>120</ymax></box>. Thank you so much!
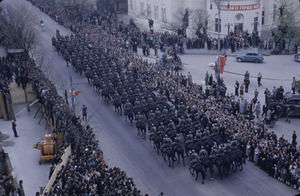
<box><xmin>219</xmin><ymin>56</ymin><xmax>226</xmax><ymax>74</ymax></box>
<box><xmin>74</xmin><ymin>90</ymin><xmax>83</xmax><ymax>97</ymax></box>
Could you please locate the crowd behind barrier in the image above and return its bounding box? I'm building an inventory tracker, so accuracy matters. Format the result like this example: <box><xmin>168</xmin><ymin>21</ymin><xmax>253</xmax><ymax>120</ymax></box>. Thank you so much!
<box><xmin>23</xmin><ymin>0</ymin><xmax>300</xmax><ymax>192</ymax></box>
<box><xmin>1</xmin><ymin>44</ymin><xmax>141</xmax><ymax>196</ymax></box>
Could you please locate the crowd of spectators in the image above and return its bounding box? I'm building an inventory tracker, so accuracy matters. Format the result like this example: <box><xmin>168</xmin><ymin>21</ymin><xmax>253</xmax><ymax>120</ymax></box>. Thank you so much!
<box><xmin>20</xmin><ymin>0</ymin><xmax>300</xmax><ymax>193</ymax></box>
<box><xmin>1</xmin><ymin>37</ymin><xmax>141</xmax><ymax>196</ymax></box>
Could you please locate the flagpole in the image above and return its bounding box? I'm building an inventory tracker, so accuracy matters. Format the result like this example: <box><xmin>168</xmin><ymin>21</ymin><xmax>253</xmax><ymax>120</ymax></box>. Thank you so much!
<box><xmin>70</xmin><ymin>70</ymin><xmax>76</xmax><ymax>116</ymax></box>
<box><xmin>216</xmin><ymin>56</ymin><xmax>220</xmax><ymax>99</ymax></box>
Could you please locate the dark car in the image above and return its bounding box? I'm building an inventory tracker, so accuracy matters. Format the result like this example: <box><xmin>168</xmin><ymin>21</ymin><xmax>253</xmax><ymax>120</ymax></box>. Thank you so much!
<box><xmin>271</xmin><ymin>92</ymin><xmax>300</xmax><ymax>117</ymax></box>
<box><xmin>236</xmin><ymin>51</ymin><xmax>264</xmax><ymax>63</ymax></box>
<box><xmin>294</xmin><ymin>52</ymin><xmax>300</xmax><ymax>62</ymax></box>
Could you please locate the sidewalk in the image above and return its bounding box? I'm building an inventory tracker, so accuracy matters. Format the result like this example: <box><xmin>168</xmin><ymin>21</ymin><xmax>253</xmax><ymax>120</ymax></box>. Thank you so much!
<box><xmin>0</xmin><ymin>103</ymin><xmax>51</xmax><ymax>196</ymax></box>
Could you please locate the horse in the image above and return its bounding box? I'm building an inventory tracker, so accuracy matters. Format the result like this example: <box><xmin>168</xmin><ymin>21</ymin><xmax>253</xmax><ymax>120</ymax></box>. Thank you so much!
<box><xmin>173</xmin><ymin>145</ymin><xmax>185</xmax><ymax>166</ymax></box>
<box><xmin>201</xmin><ymin>158</ymin><xmax>214</xmax><ymax>181</ymax></box>
<box><xmin>233</xmin><ymin>149</ymin><xmax>246</xmax><ymax>171</ymax></box>
<box><xmin>150</xmin><ymin>134</ymin><xmax>162</xmax><ymax>155</ymax></box>
<box><xmin>136</xmin><ymin>121</ymin><xmax>147</xmax><ymax>139</ymax></box>
<box><xmin>222</xmin><ymin>155</ymin><xmax>231</xmax><ymax>176</ymax></box>
<box><xmin>211</xmin><ymin>157</ymin><xmax>224</xmax><ymax>180</ymax></box>
<box><xmin>162</xmin><ymin>147</ymin><xmax>176</xmax><ymax>167</ymax></box>
<box><xmin>124</xmin><ymin>109</ymin><xmax>134</xmax><ymax>124</ymax></box>
<box><xmin>113</xmin><ymin>99</ymin><xmax>122</xmax><ymax>115</ymax></box>
<box><xmin>226</xmin><ymin>152</ymin><xmax>239</xmax><ymax>173</ymax></box>
<box><xmin>189</xmin><ymin>162</ymin><xmax>206</xmax><ymax>184</ymax></box>
<box><xmin>101</xmin><ymin>89</ymin><xmax>110</xmax><ymax>105</ymax></box>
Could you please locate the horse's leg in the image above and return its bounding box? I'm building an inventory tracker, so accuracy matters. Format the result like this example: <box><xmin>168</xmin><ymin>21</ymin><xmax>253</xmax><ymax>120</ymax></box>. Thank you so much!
<box><xmin>239</xmin><ymin>160</ymin><xmax>243</xmax><ymax>171</ymax></box>
<box><xmin>234</xmin><ymin>161</ymin><xmax>237</xmax><ymax>173</ymax></box>
<box><xmin>182</xmin><ymin>154</ymin><xmax>185</xmax><ymax>167</ymax></box>
<box><xmin>156</xmin><ymin>144</ymin><xmax>160</xmax><ymax>155</ymax></box>
<box><xmin>168</xmin><ymin>156</ymin><xmax>171</xmax><ymax>167</ymax></box>
<box><xmin>195</xmin><ymin>172</ymin><xmax>198</xmax><ymax>181</ymax></box>
<box><xmin>189</xmin><ymin>166</ymin><xmax>194</xmax><ymax>176</ymax></box>
<box><xmin>201</xmin><ymin>171</ymin><xmax>205</xmax><ymax>184</ymax></box>
<box><xmin>142</xmin><ymin>128</ymin><xmax>146</xmax><ymax>139</ymax></box>
<box><xmin>210</xmin><ymin>165</ymin><xmax>214</xmax><ymax>181</ymax></box>
<box><xmin>171</xmin><ymin>155</ymin><xmax>174</xmax><ymax>167</ymax></box>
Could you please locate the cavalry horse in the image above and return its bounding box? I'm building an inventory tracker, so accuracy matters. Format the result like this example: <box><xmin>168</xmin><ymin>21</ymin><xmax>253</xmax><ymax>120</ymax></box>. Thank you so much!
<box><xmin>101</xmin><ymin>89</ymin><xmax>111</xmax><ymax>105</ymax></box>
<box><xmin>173</xmin><ymin>145</ymin><xmax>185</xmax><ymax>166</ymax></box>
<box><xmin>189</xmin><ymin>162</ymin><xmax>206</xmax><ymax>184</ymax></box>
<box><xmin>149</xmin><ymin>133</ymin><xmax>163</xmax><ymax>155</ymax></box>
<box><xmin>113</xmin><ymin>98</ymin><xmax>122</xmax><ymax>115</ymax></box>
<box><xmin>162</xmin><ymin>147</ymin><xmax>176</xmax><ymax>167</ymax></box>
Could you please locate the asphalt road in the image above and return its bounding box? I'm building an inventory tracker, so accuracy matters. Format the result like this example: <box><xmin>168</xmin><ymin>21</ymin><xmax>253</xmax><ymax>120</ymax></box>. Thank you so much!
<box><xmin>3</xmin><ymin>0</ymin><xmax>299</xmax><ymax>195</ymax></box>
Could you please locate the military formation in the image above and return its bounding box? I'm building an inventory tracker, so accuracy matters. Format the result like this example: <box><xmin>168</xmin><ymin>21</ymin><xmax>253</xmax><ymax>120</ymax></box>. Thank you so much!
<box><xmin>52</xmin><ymin>25</ymin><xmax>247</xmax><ymax>183</ymax></box>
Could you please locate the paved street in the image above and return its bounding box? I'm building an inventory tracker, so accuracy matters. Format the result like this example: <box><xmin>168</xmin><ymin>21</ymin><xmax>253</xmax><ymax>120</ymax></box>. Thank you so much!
<box><xmin>1</xmin><ymin>0</ymin><xmax>299</xmax><ymax>195</ymax></box>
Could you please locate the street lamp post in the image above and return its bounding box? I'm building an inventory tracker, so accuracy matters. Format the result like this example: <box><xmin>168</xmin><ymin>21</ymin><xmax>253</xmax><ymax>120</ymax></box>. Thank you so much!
<box><xmin>210</xmin><ymin>0</ymin><xmax>230</xmax><ymax>52</ymax></box>
<box><xmin>225</xmin><ymin>22</ymin><xmax>233</xmax><ymax>37</ymax></box>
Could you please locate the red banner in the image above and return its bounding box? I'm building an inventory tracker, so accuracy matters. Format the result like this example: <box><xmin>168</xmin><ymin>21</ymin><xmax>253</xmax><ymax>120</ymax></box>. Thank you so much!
<box><xmin>221</xmin><ymin>4</ymin><xmax>260</xmax><ymax>11</ymax></box>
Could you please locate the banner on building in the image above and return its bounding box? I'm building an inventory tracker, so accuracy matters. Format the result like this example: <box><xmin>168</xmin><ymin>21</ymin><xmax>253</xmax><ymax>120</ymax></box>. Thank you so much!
<box><xmin>221</xmin><ymin>4</ymin><xmax>260</xmax><ymax>11</ymax></box>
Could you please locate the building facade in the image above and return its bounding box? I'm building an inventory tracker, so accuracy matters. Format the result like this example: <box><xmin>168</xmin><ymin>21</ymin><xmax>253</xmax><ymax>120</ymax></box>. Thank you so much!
<box><xmin>128</xmin><ymin>0</ymin><xmax>300</xmax><ymax>38</ymax></box>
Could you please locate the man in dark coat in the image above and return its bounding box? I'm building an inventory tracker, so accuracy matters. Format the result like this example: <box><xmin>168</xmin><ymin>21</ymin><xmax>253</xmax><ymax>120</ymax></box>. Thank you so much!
<box><xmin>12</xmin><ymin>120</ymin><xmax>18</xmax><ymax>137</ymax></box>
<box><xmin>292</xmin><ymin>131</ymin><xmax>297</xmax><ymax>146</ymax></box>
<box><xmin>18</xmin><ymin>180</ymin><xmax>25</xmax><ymax>196</ymax></box>
<box><xmin>234</xmin><ymin>81</ymin><xmax>239</xmax><ymax>96</ymax></box>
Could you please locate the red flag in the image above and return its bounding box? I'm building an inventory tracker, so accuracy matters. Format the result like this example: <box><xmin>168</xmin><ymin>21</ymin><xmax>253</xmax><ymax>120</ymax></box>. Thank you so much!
<box><xmin>74</xmin><ymin>90</ymin><xmax>83</xmax><ymax>97</ymax></box>
<box><xmin>219</xmin><ymin>56</ymin><xmax>226</xmax><ymax>74</ymax></box>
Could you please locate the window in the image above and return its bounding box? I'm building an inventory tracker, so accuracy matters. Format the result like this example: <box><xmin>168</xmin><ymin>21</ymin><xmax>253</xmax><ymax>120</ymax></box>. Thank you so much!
<box><xmin>262</xmin><ymin>9</ymin><xmax>265</xmax><ymax>25</ymax></box>
<box><xmin>130</xmin><ymin>0</ymin><xmax>133</xmax><ymax>10</ymax></box>
<box><xmin>147</xmin><ymin>3</ymin><xmax>151</xmax><ymax>17</ymax></box>
<box><xmin>254</xmin><ymin>17</ymin><xmax>258</xmax><ymax>31</ymax></box>
<box><xmin>154</xmin><ymin>5</ymin><xmax>158</xmax><ymax>20</ymax></box>
<box><xmin>162</xmin><ymin>7</ymin><xmax>166</xmax><ymax>23</ymax></box>
<box><xmin>215</xmin><ymin>18</ymin><xmax>221</xmax><ymax>32</ymax></box>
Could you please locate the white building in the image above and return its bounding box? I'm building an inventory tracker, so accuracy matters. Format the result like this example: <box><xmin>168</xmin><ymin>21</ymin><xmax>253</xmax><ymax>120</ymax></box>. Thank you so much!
<box><xmin>128</xmin><ymin>0</ymin><xmax>300</xmax><ymax>39</ymax></box>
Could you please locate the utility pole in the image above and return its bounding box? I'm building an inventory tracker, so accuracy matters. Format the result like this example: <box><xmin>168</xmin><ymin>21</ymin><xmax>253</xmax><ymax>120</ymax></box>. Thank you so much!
<box><xmin>211</xmin><ymin>0</ymin><xmax>230</xmax><ymax>52</ymax></box>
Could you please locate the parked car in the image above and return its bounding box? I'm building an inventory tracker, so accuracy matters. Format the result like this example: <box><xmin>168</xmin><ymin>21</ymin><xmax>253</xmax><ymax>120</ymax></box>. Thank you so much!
<box><xmin>236</xmin><ymin>51</ymin><xmax>264</xmax><ymax>63</ymax></box>
<box><xmin>270</xmin><ymin>92</ymin><xmax>300</xmax><ymax>117</ymax></box>
<box><xmin>294</xmin><ymin>52</ymin><xmax>300</xmax><ymax>62</ymax></box>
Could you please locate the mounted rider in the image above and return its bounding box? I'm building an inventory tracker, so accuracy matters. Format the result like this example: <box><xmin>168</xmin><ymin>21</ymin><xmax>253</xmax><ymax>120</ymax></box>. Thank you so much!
<box><xmin>195</xmin><ymin>130</ymin><xmax>202</xmax><ymax>139</ymax></box>
<box><xmin>167</xmin><ymin>119</ymin><xmax>176</xmax><ymax>130</ymax></box>
<box><xmin>231</xmin><ymin>140</ymin><xmax>238</xmax><ymax>151</ymax></box>
<box><xmin>202</xmin><ymin>129</ymin><xmax>210</xmax><ymax>140</ymax></box>
<box><xmin>149</xmin><ymin>124</ymin><xmax>158</xmax><ymax>141</ymax></box>
<box><xmin>172</xmin><ymin>134</ymin><xmax>182</xmax><ymax>150</ymax></box>
<box><xmin>216</xmin><ymin>145</ymin><xmax>225</xmax><ymax>157</ymax></box>
<box><xmin>148</xmin><ymin>110</ymin><xmax>156</xmax><ymax>121</ymax></box>
<box><xmin>209</xmin><ymin>146</ymin><xmax>218</xmax><ymax>160</ymax></box>
<box><xmin>186</xmin><ymin>131</ymin><xmax>194</xmax><ymax>140</ymax></box>
<box><xmin>224</xmin><ymin>140</ymin><xmax>232</xmax><ymax>154</ymax></box>
<box><xmin>199</xmin><ymin>146</ymin><xmax>208</xmax><ymax>161</ymax></box>
<box><xmin>124</xmin><ymin>100</ymin><xmax>133</xmax><ymax>113</ymax></box>
<box><xmin>190</xmin><ymin>150</ymin><xmax>200</xmax><ymax>168</ymax></box>
<box><xmin>161</xmin><ymin>135</ymin><xmax>172</xmax><ymax>153</ymax></box>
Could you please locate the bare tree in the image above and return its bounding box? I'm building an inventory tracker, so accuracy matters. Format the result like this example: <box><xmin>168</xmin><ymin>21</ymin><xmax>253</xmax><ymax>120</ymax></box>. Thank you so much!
<box><xmin>192</xmin><ymin>9</ymin><xmax>210</xmax><ymax>37</ymax></box>
<box><xmin>0</xmin><ymin>3</ymin><xmax>38</xmax><ymax>51</ymax></box>
<box><xmin>166</xmin><ymin>8</ymin><xmax>192</xmax><ymax>35</ymax></box>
